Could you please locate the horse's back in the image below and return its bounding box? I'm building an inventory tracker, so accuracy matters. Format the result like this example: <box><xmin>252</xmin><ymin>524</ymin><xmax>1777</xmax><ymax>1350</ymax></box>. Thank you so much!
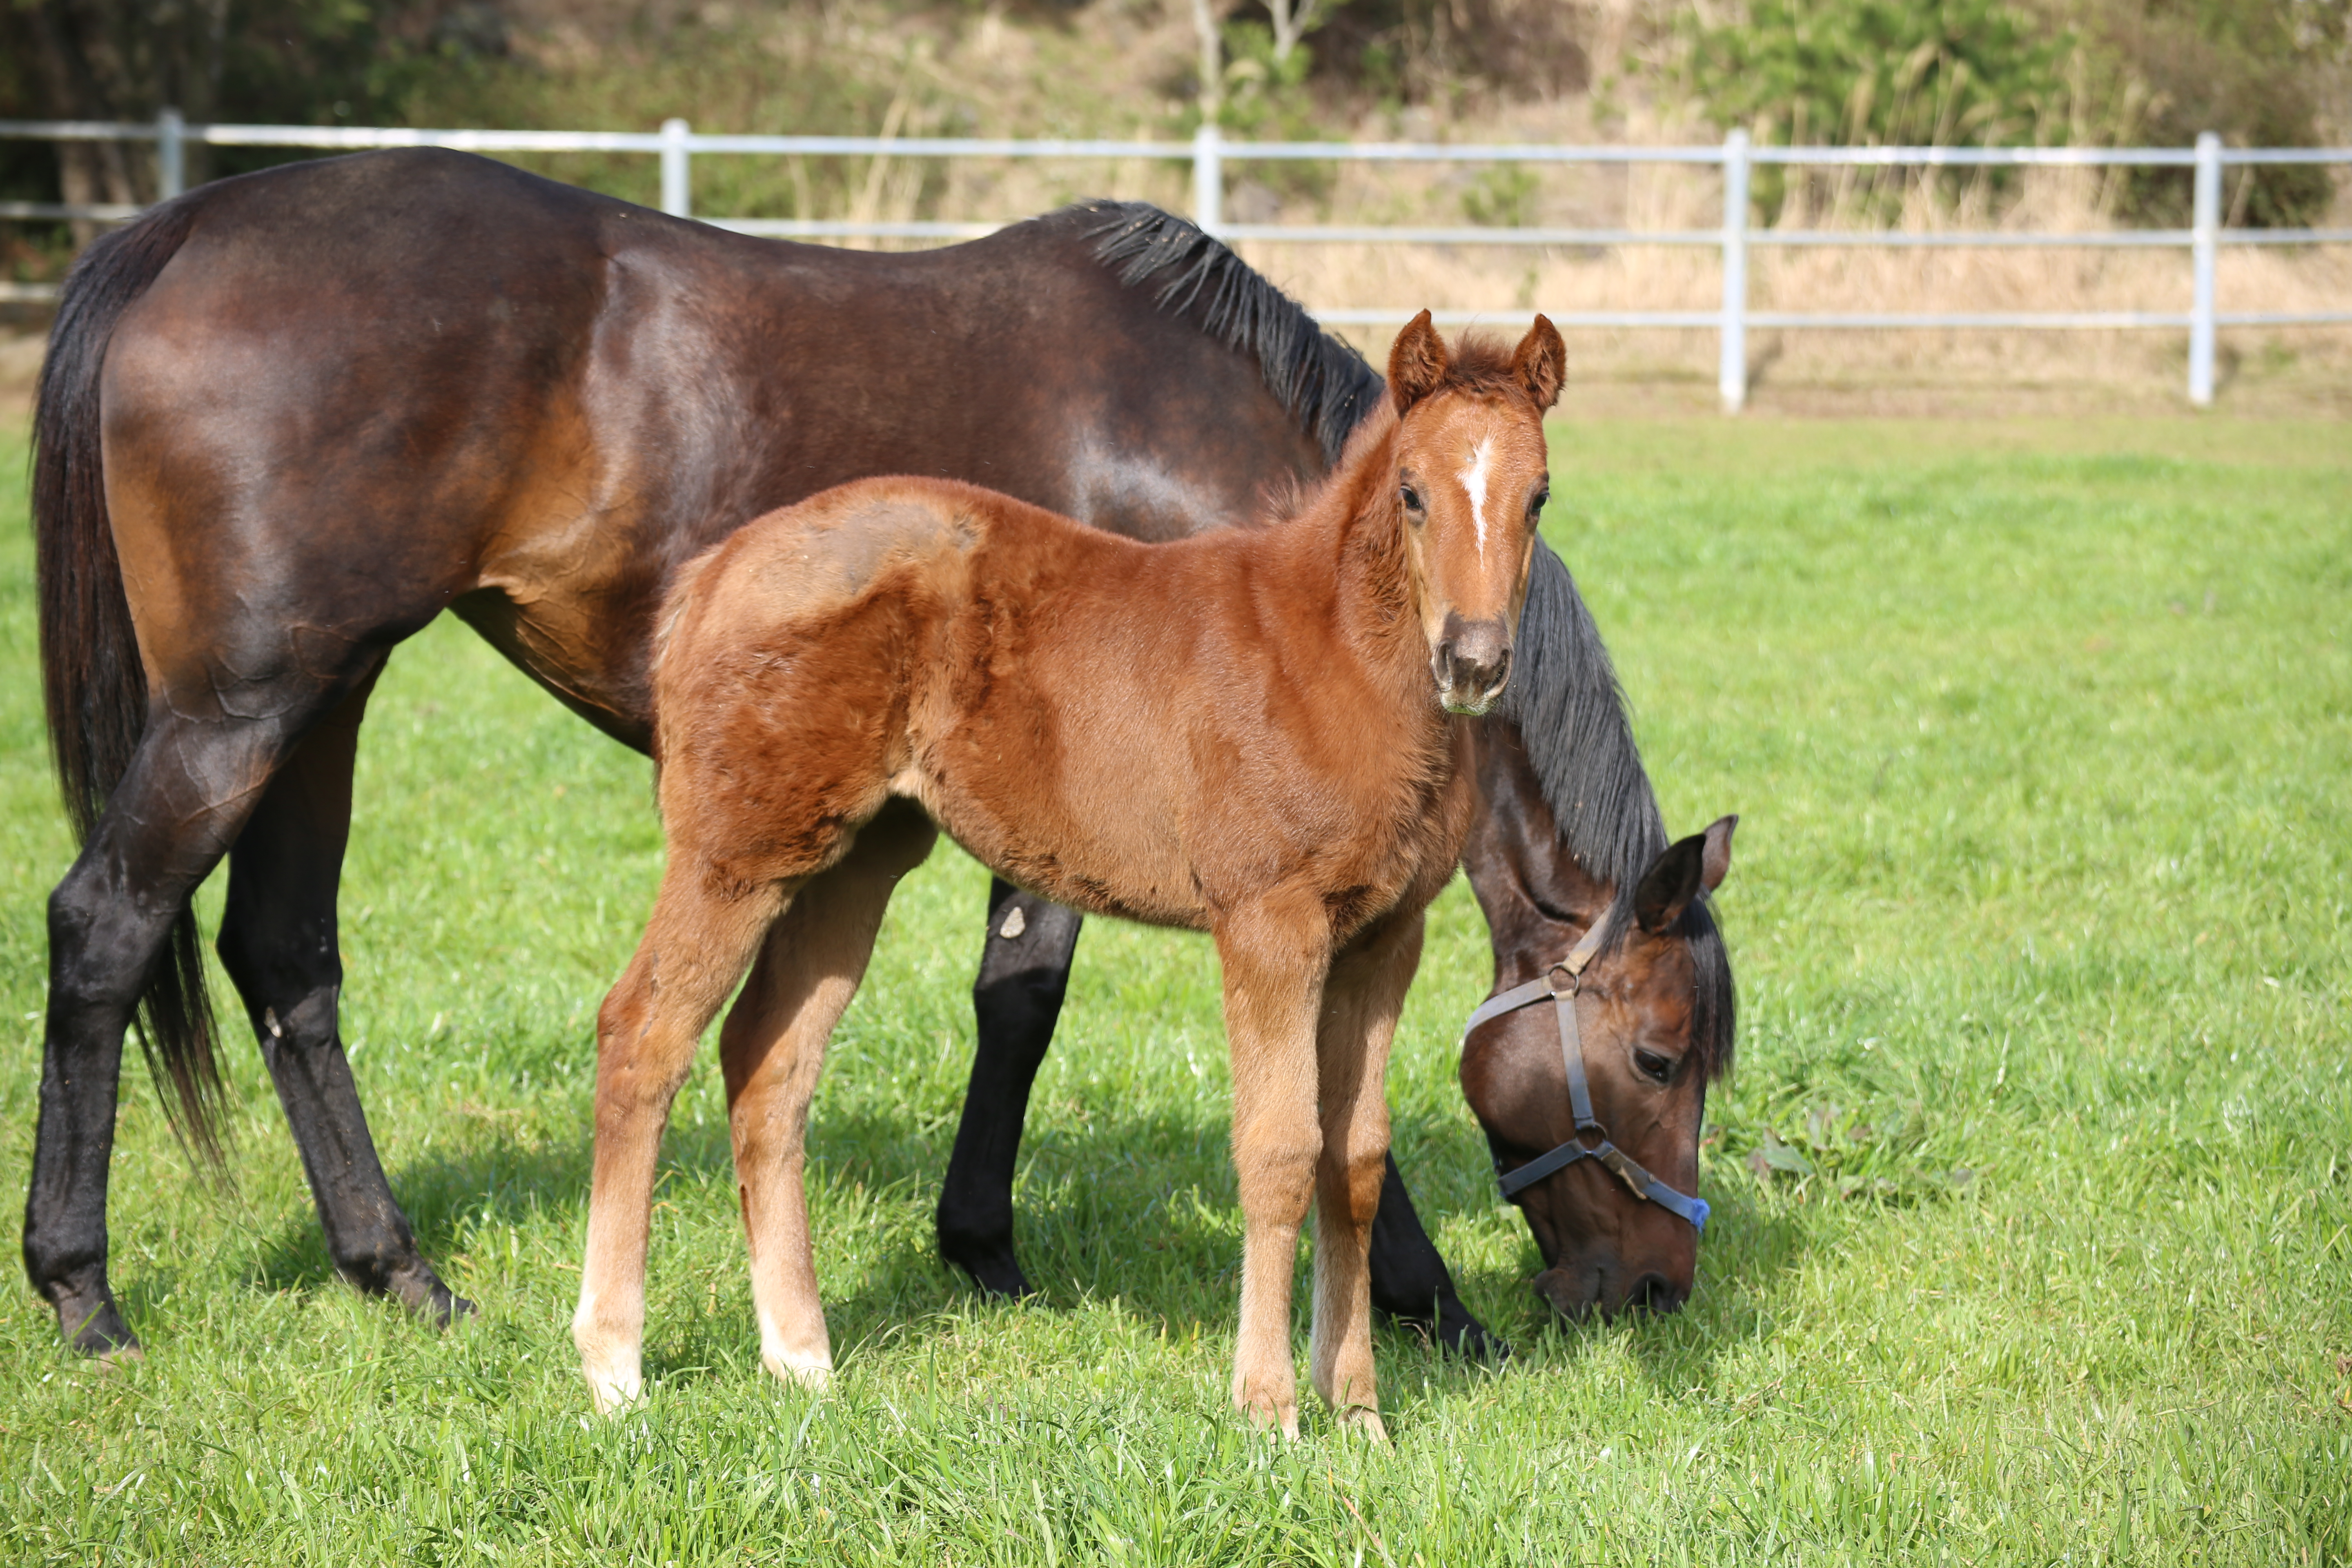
<box><xmin>89</xmin><ymin>153</ymin><xmax>1322</xmax><ymax>738</ymax></box>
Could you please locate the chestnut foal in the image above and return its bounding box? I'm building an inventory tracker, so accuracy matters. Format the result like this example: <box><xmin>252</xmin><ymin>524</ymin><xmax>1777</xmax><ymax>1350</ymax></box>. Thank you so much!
<box><xmin>572</xmin><ymin>313</ymin><xmax>1564</xmax><ymax>1436</ymax></box>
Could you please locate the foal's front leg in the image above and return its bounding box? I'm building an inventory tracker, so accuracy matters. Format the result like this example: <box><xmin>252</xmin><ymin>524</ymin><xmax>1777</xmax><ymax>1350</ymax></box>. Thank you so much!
<box><xmin>1215</xmin><ymin>903</ymin><xmax>1332</xmax><ymax>1438</ymax></box>
<box><xmin>575</xmin><ymin>872</ymin><xmax>788</xmax><ymax>1414</ymax></box>
<box><xmin>1309</xmin><ymin>912</ymin><xmax>1423</xmax><ymax>1441</ymax></box>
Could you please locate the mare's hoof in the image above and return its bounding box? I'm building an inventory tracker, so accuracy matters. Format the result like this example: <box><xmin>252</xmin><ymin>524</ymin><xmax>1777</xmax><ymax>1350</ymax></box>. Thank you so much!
<box><xmin>383</xmin><ymin>1262</ymin><xmax>475</xmax><ymax>1329</ymax></box>
<box><xmin>940</xmin><ymin>1235</ymin><xmax>1035</xmax><ymax>1301</ymax></box>
<box><xmin>1381</xmin><ymin>1302</ymin><xmax>1513</xmax><ymax>1363</ymax></box>
<box><xmin>1437</xmin><ymin>1311</ymin><xmax>1513</xmax><ymax>1364</ymax></box>
<box><xmin>54</xmin><ymin>1291</ymin><xmax>140</xmax><ymax>1359</ymax></box>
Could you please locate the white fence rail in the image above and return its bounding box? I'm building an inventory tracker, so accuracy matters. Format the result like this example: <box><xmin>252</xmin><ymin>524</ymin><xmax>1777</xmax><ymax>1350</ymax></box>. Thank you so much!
<box><xmin>4</xmin><ymin>114</ymin><xmax>2349</xmax><ymax>409</ymax></box>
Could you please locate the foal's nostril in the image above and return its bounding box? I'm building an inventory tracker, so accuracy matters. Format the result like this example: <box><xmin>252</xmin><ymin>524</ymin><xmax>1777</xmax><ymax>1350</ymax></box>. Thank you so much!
<box><xmin>1625</xmin><ymin>1274</ymin><xmax>1686</xmax><ymax>1316</ymax></box>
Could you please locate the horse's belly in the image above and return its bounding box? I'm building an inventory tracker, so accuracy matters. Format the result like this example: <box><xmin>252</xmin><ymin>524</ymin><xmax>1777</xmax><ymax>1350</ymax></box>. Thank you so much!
<box><xmin>900</xmin><ymin>757</ymin><xmax>1210</xmax><ymax>931</ymax></box>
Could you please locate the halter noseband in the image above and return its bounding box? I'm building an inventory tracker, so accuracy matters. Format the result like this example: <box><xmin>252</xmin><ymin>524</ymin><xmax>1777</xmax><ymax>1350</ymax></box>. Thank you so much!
<box><xmin>1460</xmin><ymin>918</ymin><xmax>1710</xmax><ymax>1232</ymax></box>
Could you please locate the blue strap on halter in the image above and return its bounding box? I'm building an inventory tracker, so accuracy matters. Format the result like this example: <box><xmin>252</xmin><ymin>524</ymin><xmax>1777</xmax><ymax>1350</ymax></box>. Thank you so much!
<box><xmin>1461</xmin><ymin>924</ymin><xmax>1711</xmax><ymax>1234</ymax></box>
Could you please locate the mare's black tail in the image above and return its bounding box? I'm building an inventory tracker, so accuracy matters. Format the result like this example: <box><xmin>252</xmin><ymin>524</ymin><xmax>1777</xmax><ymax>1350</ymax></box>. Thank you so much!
<box><xmin>31</xmin><ymin>198</ymin><xmax>228</xmax><ymax>1163</ymax></box>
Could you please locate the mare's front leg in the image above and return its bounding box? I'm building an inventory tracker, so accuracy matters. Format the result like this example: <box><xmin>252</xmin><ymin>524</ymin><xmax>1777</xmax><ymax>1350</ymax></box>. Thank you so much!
<box><xmin>1367</xmin><ymin>1156</ymin><xmax>1508</xmax><ymax>1360</ymax></box>
<box><xmin>937</xmin><ymin>880</ymin><xmax>1084</xmax><ymax>1297</ymax></box>
<box><xmin>1308</xmin><ymin>912</ymin><xmax>1422</xmax><ymax>1440</ymax></box>
<box><xmin>213</xmin><ymin>665</ymin><xmax>468</xmax><ymax>1326</ymax></box>
<box><xmin>722</xmin><ymin>802</ymin><xmax>937</xmax><ymax>1389</ymax></box>
<box><xmin>1215</xmin><ymin>900</ymin><xmax>1332</xmax><ymax>1439</ymax></box>
<box><xmin>573</xmin><ymin>867</ymin><xmax>787</xmax><ymax>1414</ymax></box>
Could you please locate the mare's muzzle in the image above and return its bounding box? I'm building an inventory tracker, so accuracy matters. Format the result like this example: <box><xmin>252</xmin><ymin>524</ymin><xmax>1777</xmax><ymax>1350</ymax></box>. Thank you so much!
<box><xmin>1434</xmin><ymin>614</ymin><xmax>1512</xmax><ymax>715</ymax></box>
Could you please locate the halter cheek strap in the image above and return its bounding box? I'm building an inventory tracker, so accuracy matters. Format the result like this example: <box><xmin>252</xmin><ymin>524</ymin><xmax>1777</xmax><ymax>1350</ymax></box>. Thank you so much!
<box><xmin>1461</xmin><ymin>919</ymin><xmax>1711</xmax><ymax>1233</ymax></box>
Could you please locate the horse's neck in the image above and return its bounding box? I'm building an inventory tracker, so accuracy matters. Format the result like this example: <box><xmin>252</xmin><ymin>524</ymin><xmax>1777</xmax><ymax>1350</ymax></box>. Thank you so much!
<box><xmin>1254</xmin><ymin>419</ymin><xmax>1425</xmax><ymax>695</ymax></box>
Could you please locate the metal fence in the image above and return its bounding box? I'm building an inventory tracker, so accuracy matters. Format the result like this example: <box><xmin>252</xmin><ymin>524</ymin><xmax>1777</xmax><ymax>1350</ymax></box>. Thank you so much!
<box><xmin>5</xmin><ymin>113</ymin><xmax>2349</xmax><ymax>410</ymax></box>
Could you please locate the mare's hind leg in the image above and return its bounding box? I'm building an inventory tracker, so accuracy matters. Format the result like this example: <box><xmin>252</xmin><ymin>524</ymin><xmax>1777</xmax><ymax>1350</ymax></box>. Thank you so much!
<box><xmin>212</xmin><ymin>665</ymin><xmax>467</xmax><ymax>1326</ymax></box>
<box><xmin>722</xmin><ymin>800</ymin><xmax>937</xmax><ymax>1388</ymax></box>
<box><xmin>936</xmin><ymin>880</ymin><xmax>1084</xmax><ymax>1297</ymax></box>
<box><xmin>26</xmin><ymin>701</ymin><xmax>336</xmax><ymax>1354</ymax></box>
<box><xmin>1308</xmin><ymin>912</ymin><xmax>1423</xmax><ymax>1441</ymax></box>
<box><xmin>573</xmin><ymin>863</ymin><xmax>789</xmax><ymax>1414</ymax></box>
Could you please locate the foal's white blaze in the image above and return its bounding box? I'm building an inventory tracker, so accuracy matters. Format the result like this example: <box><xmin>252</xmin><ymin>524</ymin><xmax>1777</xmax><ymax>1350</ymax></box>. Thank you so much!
<box><xmin>1457</xmin><ymin>437</ymin><xmax>1495</xmax><ymax>559</ymax></box>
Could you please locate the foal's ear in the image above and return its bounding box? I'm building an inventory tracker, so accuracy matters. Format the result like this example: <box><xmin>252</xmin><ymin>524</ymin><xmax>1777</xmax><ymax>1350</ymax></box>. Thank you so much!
<box><xmin>1511</xmin><ymin>314</ymin><xmax>1566</xmax><ymax>410</ymax></box>
<box><xmin>1634</xmin><ymin>814</ymin><xmax>1738</xmax><ymax>932</ymax></box>
<box><xmin>1388</xmin><ymin>309</ymin><xmax>1449</xmax><ymax>412</ymax></box>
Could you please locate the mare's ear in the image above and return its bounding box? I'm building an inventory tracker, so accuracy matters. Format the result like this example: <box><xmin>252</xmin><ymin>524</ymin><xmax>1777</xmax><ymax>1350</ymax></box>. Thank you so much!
<box><xmin>1634</xmin><ymin>833</ymin><xmax>1704</xmax><ymax>933</ymax></box>
<box><xmin>1700</xmin><ymin>813</ymin><xmax>1737</xmax><ymax>894</ymax></box>
<box><xmin>1388</xmin><ymin>309</ymin><xmax>1448</xmax><ymax>413</ymax></box>
<box><xmin>1511</xmin><ymin>314</ymin><xmax>1566</xmax><ymax>410</ymax></box>
<box><xmin>1635</xmin><ymin>814</ymin><xmax>1737</xmax><ymax>932</ymax></box>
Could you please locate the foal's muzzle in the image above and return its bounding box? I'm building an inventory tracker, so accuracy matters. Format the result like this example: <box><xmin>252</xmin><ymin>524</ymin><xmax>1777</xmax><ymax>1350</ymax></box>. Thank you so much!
<box><xmin>1434</xmin><ymin>615</ymin><xmax>1512</xmax><ymax>715</ymax></box>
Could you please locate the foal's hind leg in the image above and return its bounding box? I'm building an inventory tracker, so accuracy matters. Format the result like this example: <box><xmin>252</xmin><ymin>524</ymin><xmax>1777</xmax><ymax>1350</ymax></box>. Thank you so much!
<box><xmin>212</xmin><ymin>666</ymin><xmax>468</xmax><ymax>1326</ymax></box>
<box><xmin>722</xmin><ymin>801</ymin><xmax>936</xmax><ymax>1389</ymax></box>
<box><xmin>574</xmin><ymin>868</ymin><xmax>790</xmax><ymax>1413</ymax></box>
<box><xmin>1308</xmin><ymin>912</ymin><xmax>1423</xmax><ymax>1441</ymax></box>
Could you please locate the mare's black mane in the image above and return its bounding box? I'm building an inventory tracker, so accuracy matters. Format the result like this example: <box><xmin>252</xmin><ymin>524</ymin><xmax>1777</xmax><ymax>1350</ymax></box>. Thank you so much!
<box><xmin>1080</xmin><ymin>201</ymin><xmax>1734</xmax><ymax>1080</ymax></box>
<box><xmin>1506</xmin><ymin>543</ymin><xmax>1736</xmax><ymax>1080</ymax></box>
<box><xmin>1080</xmin><ymin>201</ymin><xmax>1381</xmax><ymax>465</ymax></box>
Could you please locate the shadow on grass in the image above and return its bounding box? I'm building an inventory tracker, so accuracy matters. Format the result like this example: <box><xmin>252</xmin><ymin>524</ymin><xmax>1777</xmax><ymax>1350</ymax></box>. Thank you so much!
<box><xmin>232</xmin><ymin>1095</ymin><xmax>1837</xmax><ymax>1415</ymax></box>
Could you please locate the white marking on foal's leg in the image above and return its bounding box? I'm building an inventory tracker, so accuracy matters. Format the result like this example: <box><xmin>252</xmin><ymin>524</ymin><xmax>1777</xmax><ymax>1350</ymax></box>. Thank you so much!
<box><xmin>572</xmin><ymin>1287</ymin><xmax>646</xmax><ymax>1415</ymax></box>
<box><xmin>1457</xmin><ymin>437</ymin><xmax>1495</xmax><ymax>558</ymax></box>
<box><xmin>757</xmin><ymin>1304</ymin><xmax>835</xmax><ymax>1390</ymax></box>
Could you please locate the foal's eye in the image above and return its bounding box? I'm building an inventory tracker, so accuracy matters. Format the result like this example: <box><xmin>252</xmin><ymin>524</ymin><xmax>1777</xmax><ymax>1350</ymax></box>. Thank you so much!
<box><xmin>1400</xmin><ymin>484</ymin><xmax>1423</xmax><ymax>513</ymax></box>
<box><xmin>1633</xmin><ymin>1049</ymin><xmax>1676</xmax><ymax>1085</ymax></box>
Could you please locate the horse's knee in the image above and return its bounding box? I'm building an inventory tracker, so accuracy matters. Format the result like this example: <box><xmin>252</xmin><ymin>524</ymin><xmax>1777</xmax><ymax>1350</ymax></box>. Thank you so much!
<box><xmin>1236</xmin><ymin>1121</ymin><xmax>1321</xmax><ymax>1219</ymax></box>
<box><xmin>1320</xmin><ymin>1144</ymin><xmax>1387</xmax><ymax>1230</ymax></box>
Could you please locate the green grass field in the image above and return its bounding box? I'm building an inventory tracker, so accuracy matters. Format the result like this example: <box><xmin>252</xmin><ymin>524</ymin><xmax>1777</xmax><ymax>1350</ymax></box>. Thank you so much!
<box><xmin>0</xmin><ymin>418</ymin><xmax>2345</xmax><ymax>1565</ymax></box>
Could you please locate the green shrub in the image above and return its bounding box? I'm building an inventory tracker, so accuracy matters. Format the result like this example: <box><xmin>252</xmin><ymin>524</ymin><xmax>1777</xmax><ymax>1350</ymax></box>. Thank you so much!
<box><xmin>2059</xmin><ymin>0</ymin><xmax>2341</xmax><ymax>227</ymax></box>
<box><xmin>1682</xmin><ymin>0</ymin><xmax>2067</xmax><ymax>218</ymax></box>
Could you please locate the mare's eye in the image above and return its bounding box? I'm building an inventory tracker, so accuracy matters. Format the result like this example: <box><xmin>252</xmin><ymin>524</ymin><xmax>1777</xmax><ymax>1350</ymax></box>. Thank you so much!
<box><xmin>1400</xmin><ymin>484</ymin><xmax>1423</xmax><ymax>512</ymax></box>
<box><xmin>1633</xmin><ymin>1049</ymin><xmax>1676</xmax><ymax>1085</ymax></box>
<box><xmin>1530</xmin><ymin>489</ymin><xmax>1550</xmax><ymax>517</ymax></box>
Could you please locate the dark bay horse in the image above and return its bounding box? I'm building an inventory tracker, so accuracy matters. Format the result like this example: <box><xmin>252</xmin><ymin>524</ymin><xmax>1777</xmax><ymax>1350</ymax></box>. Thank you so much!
<box><xmin>26</xmin><ymin>147</ymin><xmax>1731</xmax><ymax>1359</ymax></box>
<box><xmin>578</xmin><ymin>318</ymin><xmax>1559</xmax><ymax>1433</ymax></box>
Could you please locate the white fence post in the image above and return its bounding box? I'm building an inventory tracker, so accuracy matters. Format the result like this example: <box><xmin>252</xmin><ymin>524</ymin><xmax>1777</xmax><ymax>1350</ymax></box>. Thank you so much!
<box><xmin>2188</xmin><ymin>131</ymin><xmax>2221</xmax><ymax>407</ymax></box>
<box><xmin>1718</xmin><ymin>128</ymin><xmax>1751</xmax><ymax>413</ymax></box>
<box><xmin>1193</xmin><ymin>122</ymin><xmax>1223</xmax><ymax>238</ymax></box>
<box><xmin>156</xmin><ymin>107</ymin><xmax>185</xmax><ymax>200</ymax></box>
<box><xmin>661</xmin><ymin>118</ymin><xmax>691</xmax><ymax>218</ymax></box>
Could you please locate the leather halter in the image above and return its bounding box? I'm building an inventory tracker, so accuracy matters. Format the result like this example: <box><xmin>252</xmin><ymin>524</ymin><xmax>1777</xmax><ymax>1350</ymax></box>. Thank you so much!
<box><xmin>1460</xmin><ymin>916</ymin><xmax>1711</xmax><ymax>1232</ymax></box>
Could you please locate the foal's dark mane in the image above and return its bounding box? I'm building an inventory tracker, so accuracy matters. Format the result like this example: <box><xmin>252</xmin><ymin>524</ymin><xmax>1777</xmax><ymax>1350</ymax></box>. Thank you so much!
<box><xmin>1071</xmin><ymin>203</ymin><xmax>1734</xmax><ymax>1080</ymax></box>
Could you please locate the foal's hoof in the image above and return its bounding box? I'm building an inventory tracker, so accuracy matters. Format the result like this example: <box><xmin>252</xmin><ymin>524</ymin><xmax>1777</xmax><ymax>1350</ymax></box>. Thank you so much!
<box><xmin>762</xmin><ymin>1353</ymin><xmax>833</xmax><ymax>1392</ymax></box>
<box><xmin>586</xmin><ymin>1372</ymin><xmax>644</xmax><ymax>1417</ymax></box>
<box><xmin>1334</xmin><ymin>1406</ymin><xmax>1390</xmax><ymax>1443</ymax></box>
<box><xmin>1235</xmin><ymin>1390</ymin><xmax>1301</xmax><ymax>1441</ymax></box>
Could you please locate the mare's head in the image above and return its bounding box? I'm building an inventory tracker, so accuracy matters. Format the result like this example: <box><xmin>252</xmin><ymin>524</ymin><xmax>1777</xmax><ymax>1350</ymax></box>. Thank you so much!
<box><xmin>1460</xmin><ymin>708</ymin><xmax>1739</xmax><ymax>1319</ymax></box>
<box><xmin>1384</xmin><ymin>311</ymin><xmax>1566</xmax><ymax>715</ymax></box>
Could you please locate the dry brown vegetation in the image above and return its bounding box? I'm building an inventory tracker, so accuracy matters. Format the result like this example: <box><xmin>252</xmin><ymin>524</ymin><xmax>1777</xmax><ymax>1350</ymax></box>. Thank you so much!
<box><xmin>3</xmin><ymin>0</ymin><xmax>2348</xmax><ymax>413</ymax></box>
